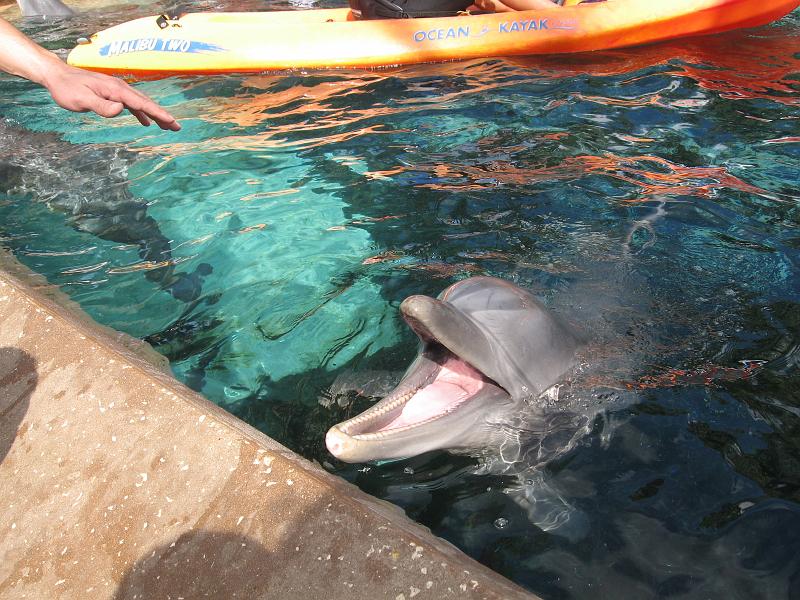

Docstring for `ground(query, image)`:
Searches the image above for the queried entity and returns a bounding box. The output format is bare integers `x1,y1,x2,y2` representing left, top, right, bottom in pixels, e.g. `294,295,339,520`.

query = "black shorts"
350,0,474,19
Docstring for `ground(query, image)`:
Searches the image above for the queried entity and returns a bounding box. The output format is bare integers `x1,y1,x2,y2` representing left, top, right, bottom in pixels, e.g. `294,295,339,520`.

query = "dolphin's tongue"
377,356,485,431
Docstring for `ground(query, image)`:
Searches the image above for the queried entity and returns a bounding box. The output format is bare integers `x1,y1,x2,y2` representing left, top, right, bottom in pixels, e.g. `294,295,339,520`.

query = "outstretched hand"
0,18,181,131
42,63,180,130
0,17,180,130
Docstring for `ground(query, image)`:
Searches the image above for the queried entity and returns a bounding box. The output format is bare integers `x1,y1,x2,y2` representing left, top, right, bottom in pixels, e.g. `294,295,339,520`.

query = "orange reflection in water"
627,360,766,390
398,261,482,278
359,250,481,277
417,152,776,200
510,23,800,106
200,18,798,136
143,22,797,201
199,59,545,132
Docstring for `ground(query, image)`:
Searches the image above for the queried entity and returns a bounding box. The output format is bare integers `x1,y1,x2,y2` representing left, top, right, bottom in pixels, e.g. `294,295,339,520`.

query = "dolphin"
0,118,209,303
326,276,584,463
15,0,74,17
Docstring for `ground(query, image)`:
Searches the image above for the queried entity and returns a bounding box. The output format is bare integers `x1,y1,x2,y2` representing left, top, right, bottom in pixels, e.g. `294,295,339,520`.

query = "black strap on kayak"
373,0,410,17
156,6,185,29
354,0,474,19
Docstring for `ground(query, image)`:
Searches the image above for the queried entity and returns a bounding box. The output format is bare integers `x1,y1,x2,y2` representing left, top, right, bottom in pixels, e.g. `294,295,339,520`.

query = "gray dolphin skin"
0,119,210,303
326,276,584,463
15,0,74,17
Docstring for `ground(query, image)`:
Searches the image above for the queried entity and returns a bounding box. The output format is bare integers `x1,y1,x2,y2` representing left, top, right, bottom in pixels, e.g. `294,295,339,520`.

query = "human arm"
0,17,179,130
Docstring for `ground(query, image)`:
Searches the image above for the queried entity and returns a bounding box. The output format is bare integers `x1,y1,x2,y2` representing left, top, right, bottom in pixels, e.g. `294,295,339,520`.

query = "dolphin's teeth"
336,385,421,435
353,411,446,440
351,393,477,441
340,371,484,439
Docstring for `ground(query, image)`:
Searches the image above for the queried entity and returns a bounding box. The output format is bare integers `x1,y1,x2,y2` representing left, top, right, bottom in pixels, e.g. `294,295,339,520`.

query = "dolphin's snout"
400,295,436,320
400,295,441,342
325,426,349,460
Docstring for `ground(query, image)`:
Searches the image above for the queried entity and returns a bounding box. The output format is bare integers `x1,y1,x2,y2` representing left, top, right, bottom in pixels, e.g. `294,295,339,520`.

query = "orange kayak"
66,0,800,78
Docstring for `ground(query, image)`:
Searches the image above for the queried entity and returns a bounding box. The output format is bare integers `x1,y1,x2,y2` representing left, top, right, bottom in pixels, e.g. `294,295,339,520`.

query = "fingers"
100,79,181,131
126,103,179,131
129,108,153,127
49,65,181,130
96,99,126,118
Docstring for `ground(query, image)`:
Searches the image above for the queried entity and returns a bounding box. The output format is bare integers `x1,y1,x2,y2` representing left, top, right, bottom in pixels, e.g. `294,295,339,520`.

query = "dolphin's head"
326,276,583,463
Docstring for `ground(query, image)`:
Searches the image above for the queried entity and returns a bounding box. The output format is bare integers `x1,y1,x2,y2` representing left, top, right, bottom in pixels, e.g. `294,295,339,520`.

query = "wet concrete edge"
0,250,539,599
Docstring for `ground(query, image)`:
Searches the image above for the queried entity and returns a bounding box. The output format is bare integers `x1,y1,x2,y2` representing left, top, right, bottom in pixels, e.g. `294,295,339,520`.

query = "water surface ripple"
1,4,799,599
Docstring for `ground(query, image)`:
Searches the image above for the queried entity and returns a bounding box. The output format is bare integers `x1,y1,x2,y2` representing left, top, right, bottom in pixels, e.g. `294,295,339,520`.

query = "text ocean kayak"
66,0,800,78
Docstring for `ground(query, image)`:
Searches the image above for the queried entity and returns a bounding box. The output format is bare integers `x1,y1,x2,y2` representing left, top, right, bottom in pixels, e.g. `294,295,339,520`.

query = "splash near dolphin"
326,276,584,463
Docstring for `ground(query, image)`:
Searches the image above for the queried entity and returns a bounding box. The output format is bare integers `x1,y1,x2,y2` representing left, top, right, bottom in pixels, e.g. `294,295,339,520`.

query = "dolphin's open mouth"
370,352,486,432
326,344,509,460
326,277,581,462
346,348,492,434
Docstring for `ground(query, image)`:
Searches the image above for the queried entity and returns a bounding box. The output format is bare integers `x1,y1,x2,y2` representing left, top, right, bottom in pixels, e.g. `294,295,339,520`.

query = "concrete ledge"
0,252,537,600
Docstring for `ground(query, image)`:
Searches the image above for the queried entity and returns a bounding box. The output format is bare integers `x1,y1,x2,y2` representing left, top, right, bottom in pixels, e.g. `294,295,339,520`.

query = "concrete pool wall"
0,250,538,599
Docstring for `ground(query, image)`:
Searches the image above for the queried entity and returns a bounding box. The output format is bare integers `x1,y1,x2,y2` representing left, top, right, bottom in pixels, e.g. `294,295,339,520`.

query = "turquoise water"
1,2,799,597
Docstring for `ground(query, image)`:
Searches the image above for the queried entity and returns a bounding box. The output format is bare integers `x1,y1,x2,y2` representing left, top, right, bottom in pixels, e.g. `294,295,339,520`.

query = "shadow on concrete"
0,346,36,464
112,530,275,600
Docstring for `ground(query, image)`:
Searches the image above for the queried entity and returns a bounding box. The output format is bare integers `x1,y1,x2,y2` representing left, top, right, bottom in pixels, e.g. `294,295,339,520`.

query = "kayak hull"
66,0,800,78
